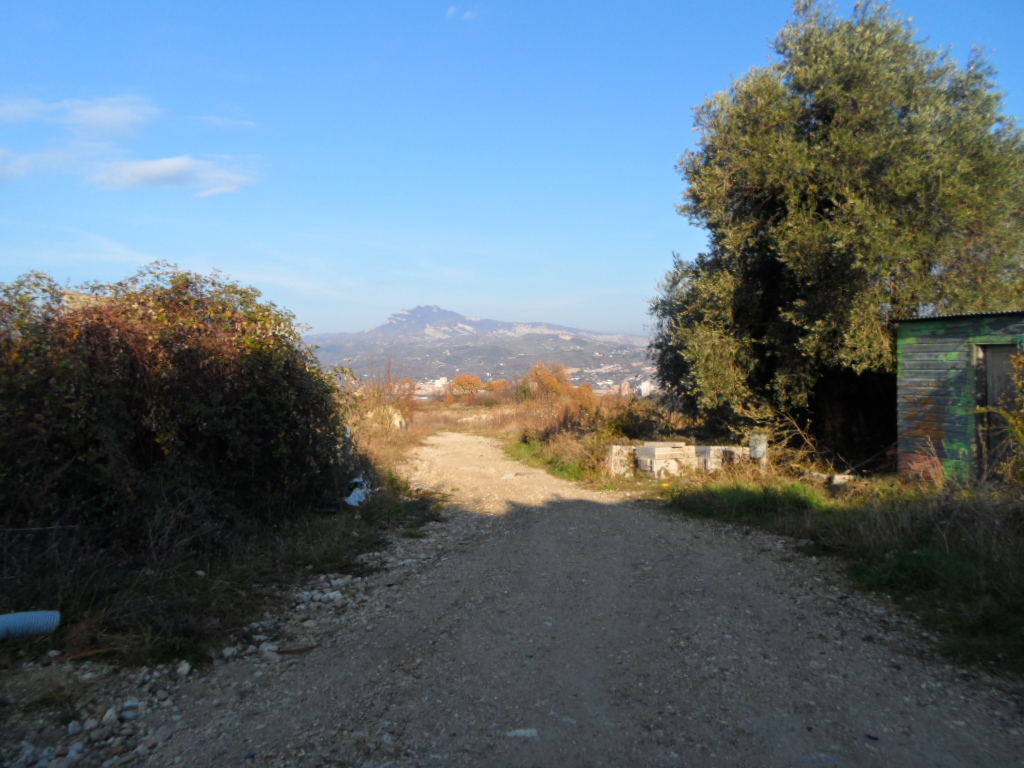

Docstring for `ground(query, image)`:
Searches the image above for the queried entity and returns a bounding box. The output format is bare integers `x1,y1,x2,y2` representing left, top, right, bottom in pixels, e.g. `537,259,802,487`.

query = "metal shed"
896,311,1024,479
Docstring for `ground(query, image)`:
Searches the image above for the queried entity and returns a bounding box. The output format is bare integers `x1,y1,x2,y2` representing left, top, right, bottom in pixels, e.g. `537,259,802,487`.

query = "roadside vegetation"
401,360,1024,671
628,0,1024,669
0,266,437,665
665,473,1024,671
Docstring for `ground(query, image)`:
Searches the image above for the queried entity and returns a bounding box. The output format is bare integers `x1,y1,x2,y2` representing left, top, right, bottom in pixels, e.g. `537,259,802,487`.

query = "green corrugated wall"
896,313,1024,478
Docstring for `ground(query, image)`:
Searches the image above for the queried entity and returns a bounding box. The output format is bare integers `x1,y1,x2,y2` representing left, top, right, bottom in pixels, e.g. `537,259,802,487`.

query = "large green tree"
652,0,1024,448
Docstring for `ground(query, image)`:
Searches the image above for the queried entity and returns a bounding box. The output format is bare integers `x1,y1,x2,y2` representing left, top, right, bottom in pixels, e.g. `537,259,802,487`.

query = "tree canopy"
651,0,1024,439
448,373,484,401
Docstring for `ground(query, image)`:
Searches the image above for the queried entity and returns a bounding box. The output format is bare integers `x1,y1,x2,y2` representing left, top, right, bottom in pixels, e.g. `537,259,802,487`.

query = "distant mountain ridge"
306,305,651,383
345,305,643,346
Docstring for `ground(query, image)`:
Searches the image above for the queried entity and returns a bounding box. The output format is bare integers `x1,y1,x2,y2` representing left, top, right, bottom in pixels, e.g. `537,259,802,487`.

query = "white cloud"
446,5,478,20
0,96,159,136
0,98,50,122
0,143,96,180
0,95,257,197
0,148,33,180
93,155,254,197
198,114,258,129
63,96,160,136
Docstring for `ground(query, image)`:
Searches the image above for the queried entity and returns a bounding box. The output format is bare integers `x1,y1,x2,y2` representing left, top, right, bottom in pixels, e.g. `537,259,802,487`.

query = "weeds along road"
149,432,1022,768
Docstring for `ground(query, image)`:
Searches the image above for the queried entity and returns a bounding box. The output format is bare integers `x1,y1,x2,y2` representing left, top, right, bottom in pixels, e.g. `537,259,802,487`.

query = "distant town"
412,364,658,401
306,305,656,396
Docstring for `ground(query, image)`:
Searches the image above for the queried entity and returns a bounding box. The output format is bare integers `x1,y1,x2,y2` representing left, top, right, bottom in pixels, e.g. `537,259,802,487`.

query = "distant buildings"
414,377,448,401
408,373,658,401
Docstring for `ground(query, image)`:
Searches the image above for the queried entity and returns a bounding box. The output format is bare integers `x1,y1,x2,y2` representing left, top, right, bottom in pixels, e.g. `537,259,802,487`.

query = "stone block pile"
606,439,765,477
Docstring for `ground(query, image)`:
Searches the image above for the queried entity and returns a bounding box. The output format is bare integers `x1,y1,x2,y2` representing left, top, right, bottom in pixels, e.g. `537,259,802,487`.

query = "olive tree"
651,0,1024,454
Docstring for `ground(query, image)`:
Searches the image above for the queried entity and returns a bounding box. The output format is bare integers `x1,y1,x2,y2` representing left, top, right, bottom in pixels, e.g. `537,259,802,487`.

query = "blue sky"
2,1,1022,336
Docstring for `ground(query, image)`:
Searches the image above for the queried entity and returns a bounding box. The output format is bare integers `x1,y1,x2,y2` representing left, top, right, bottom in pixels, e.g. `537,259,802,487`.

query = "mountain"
305,305,652,385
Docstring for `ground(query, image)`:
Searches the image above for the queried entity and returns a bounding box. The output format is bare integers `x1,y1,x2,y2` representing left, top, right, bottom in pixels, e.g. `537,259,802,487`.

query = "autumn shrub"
447,373,484,403
344,363,425,473
0,266,353,643
603,397,664,440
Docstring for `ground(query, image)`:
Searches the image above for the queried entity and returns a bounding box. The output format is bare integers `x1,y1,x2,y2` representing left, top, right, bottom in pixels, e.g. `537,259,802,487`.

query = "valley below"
305,305,654,386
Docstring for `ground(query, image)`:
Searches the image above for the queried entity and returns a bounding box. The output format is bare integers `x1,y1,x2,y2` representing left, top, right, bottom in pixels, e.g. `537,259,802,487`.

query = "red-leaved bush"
0,264,351,620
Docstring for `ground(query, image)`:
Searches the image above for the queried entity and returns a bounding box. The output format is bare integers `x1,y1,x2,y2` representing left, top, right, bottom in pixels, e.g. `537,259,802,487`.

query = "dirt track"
141,431,1022,767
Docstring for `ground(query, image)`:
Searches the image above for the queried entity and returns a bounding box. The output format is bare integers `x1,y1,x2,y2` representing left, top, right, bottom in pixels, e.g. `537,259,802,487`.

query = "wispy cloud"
198,114,258,129
445,5,479,20
0,95,256,196
0,144,94,181
93,155,254,197
0,147,34,180
0,96,159,136
3,228,161,274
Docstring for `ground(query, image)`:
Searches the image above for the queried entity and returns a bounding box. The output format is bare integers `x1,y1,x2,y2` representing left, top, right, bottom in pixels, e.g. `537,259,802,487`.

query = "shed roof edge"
894,309,1024,323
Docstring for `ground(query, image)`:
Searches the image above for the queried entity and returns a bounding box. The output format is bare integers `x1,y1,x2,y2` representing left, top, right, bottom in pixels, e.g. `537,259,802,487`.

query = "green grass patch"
506,439,586,481
674,480,828,525
664,477,1024,671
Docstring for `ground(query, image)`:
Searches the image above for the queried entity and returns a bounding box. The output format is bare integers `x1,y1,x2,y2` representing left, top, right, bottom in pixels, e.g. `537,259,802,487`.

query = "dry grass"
419,393,1024,671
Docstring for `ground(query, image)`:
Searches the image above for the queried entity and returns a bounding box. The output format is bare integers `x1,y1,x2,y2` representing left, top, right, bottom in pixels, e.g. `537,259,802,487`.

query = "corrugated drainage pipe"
0,611,61,640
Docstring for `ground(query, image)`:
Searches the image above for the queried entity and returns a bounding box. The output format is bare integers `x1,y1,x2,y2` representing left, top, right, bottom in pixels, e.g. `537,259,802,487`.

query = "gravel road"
5,431,1023,767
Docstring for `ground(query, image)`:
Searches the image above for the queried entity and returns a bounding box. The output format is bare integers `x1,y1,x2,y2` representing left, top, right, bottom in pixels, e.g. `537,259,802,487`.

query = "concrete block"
697,445,750,471
605,445,636,476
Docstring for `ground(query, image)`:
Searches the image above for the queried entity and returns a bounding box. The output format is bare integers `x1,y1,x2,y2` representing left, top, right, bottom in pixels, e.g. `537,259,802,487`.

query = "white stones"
221,646,239,659
174,661,191,678
140,725,173,749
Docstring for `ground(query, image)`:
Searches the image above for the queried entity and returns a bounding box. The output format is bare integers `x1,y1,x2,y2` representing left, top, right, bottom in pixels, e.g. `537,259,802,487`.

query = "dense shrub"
0,265,351,619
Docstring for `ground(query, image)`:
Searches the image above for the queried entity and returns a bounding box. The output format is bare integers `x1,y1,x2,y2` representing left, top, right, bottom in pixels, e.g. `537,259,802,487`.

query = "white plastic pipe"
0,611,61,640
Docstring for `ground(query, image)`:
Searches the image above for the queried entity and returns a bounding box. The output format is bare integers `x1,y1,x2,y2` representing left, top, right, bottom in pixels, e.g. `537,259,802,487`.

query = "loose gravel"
3,432,1023,767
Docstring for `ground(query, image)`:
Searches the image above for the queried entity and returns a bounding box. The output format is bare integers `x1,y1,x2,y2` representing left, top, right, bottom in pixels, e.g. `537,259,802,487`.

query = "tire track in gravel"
145,431,1023,768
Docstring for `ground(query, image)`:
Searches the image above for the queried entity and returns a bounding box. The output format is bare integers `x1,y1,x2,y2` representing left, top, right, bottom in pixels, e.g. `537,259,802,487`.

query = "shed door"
982,344,1019,470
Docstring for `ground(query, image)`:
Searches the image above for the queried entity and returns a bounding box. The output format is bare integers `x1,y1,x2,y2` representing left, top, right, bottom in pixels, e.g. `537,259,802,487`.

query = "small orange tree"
525,362,573,403
484,378,517,404
448,373,484,402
